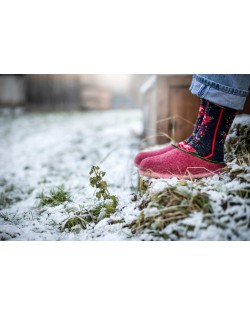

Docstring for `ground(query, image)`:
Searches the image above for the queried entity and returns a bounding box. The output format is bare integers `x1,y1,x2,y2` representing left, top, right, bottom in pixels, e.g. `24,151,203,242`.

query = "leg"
180,100,237,162
139,75,250,179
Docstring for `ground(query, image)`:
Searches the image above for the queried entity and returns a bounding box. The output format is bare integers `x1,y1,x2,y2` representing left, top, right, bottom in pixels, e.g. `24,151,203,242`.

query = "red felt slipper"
139,147,227,179
134,144,175,168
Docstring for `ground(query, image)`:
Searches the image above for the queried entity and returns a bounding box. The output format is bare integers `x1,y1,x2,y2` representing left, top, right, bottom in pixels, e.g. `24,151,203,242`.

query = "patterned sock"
178,98,207,147
181,100,237,162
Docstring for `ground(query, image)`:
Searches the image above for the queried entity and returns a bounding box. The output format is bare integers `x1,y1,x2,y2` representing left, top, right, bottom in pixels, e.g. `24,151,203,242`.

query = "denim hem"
193,75,249,97
190,76,248,110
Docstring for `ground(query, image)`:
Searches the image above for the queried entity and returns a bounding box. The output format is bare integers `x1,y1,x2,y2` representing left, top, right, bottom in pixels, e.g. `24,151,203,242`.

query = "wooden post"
140,75,200,145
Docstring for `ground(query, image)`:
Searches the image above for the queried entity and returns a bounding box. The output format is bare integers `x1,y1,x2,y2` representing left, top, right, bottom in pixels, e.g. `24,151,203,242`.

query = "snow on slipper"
139,147,227,179
134,144,175,167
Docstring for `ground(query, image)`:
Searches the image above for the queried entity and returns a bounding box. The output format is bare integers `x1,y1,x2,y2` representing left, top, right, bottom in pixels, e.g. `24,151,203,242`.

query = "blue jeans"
190,74,250,110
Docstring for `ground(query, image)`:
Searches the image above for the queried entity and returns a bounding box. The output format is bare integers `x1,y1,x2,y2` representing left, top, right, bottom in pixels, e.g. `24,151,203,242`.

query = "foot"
134,98,208,168
139,147,226,179
134,144,175,168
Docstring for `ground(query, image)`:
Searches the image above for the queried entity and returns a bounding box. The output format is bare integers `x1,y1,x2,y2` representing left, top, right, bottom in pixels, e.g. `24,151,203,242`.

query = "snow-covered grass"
0,109,249,241
133,115,250,241
0,109,142,240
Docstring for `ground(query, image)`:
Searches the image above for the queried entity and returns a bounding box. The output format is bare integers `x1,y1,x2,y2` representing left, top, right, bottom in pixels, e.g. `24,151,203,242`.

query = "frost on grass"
0,109,141,240
130,174,250,241
129,116,250,241
38,186,71,208
0,110,249,241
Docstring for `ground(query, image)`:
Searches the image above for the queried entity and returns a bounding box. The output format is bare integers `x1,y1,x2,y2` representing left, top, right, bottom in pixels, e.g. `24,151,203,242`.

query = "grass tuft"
225,121,250,165
128,183,211,234
38,186,71,208
0,192,13,210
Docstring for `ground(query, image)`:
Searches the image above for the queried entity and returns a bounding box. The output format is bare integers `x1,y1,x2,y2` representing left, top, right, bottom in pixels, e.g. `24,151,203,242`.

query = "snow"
149,178,179,194
0,109,142,240
0,110,249,241
234,114,250,126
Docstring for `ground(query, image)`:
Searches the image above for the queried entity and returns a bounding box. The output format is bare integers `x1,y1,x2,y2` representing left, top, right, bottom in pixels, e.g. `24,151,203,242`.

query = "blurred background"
1,74,250,144
0,74,145,110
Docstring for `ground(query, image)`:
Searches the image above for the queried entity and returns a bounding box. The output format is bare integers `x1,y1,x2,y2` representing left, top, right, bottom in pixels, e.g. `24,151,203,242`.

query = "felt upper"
139,148,226,179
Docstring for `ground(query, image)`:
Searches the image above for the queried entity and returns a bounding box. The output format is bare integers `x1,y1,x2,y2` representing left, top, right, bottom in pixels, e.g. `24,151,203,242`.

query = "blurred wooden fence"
26,74,81,109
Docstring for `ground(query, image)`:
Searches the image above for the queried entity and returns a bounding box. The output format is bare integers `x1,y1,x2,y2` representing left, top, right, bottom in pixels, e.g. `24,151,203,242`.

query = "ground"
0,109,249,241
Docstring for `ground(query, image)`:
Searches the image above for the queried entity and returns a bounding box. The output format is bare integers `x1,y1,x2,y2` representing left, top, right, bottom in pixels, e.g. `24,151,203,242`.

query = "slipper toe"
134,144,175,167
